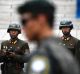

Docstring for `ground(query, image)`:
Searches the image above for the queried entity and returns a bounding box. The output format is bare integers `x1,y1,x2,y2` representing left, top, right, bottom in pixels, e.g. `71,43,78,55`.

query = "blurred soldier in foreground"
0,24,30,74
18,0,79,74
59,20,80,56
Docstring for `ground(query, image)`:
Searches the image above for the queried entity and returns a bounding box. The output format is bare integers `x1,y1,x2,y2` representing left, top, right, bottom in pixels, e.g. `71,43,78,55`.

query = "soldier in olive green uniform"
0,24,30,74
59,20,79,56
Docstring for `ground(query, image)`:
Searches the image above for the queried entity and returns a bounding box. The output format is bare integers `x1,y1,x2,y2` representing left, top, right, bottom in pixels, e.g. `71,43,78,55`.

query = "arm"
0,43,6,63
10,43,30,63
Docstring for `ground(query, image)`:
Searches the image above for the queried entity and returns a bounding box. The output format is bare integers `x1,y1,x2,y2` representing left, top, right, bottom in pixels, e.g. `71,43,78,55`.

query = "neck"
11,37,18,41
63,34,71,38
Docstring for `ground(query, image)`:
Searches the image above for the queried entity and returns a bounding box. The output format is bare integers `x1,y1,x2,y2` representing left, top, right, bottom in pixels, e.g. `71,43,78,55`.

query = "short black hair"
17,0,55,28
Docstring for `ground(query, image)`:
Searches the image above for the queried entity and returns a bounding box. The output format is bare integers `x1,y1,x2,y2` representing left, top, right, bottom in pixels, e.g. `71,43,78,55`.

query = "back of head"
18,0,55,28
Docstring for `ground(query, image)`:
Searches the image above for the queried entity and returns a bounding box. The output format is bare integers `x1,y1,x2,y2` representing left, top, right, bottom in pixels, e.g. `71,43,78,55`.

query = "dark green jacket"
75,40,80,65
60,36,79,56
0,38,30,74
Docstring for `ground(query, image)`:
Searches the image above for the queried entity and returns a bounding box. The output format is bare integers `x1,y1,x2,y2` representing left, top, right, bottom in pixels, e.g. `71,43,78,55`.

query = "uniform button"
10,47,12,48
70,44,73,45
3,46,5,49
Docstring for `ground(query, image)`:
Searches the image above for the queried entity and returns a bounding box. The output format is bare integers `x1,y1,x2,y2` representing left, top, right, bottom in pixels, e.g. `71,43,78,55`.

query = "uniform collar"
61,35,72,41
9,38,19,44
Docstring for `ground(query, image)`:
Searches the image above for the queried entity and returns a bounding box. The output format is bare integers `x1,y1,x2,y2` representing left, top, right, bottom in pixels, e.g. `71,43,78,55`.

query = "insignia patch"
28,55,50,74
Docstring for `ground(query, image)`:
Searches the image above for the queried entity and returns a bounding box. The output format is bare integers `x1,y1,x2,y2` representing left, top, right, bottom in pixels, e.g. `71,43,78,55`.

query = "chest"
1,42,22,52
59,38,76,49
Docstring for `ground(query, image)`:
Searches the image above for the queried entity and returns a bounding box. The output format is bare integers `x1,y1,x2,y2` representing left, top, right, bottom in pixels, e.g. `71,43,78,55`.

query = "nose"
12,31,15,33
12,31,16,34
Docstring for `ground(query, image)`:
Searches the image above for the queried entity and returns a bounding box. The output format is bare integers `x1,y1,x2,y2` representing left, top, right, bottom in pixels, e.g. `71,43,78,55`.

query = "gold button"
70,44,73,45
10,47,12,48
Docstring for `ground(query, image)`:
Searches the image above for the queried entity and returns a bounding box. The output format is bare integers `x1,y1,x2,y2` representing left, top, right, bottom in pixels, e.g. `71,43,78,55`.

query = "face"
21,13,46,41
9,30,19,39
62,27,71,36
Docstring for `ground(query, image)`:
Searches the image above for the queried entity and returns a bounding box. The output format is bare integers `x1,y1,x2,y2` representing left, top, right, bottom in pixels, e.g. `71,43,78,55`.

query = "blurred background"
0,0,80,50
0,0,80,73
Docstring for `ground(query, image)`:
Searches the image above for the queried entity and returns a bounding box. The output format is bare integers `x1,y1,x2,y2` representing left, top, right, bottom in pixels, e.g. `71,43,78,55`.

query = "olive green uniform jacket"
0,38,30,74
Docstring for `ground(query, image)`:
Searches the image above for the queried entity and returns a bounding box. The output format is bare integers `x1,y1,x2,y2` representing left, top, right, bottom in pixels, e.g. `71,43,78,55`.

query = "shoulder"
1,40,9,45
71,36,78,40
18,39,27,43
71,36,79,42
31,37,79,74
44,38,79,74
48,37,63,44
18,39,29,46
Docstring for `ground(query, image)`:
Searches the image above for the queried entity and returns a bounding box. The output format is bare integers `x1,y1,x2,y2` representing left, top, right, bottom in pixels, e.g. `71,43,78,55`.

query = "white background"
0,0,80,73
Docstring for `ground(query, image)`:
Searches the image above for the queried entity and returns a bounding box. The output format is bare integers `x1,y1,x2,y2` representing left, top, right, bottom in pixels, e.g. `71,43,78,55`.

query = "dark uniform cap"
59,20,73,30
7,24,21,34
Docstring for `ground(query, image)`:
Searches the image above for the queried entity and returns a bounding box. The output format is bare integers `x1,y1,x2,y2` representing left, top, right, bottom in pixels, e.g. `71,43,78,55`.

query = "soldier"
59,20,80,56
18,0,79,74
0,24,30,74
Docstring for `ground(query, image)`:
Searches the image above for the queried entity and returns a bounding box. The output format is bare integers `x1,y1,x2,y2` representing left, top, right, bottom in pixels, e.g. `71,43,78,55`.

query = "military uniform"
75,40,80,66
59,20,80,56
59,35,79,56
0,24,30,74
0,38,30,74
26,37,79,74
